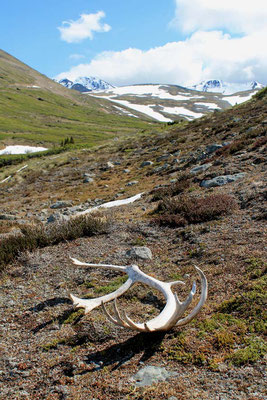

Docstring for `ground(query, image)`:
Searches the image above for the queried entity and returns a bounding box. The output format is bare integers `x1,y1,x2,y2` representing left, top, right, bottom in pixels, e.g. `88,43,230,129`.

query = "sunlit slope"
0,50,154,147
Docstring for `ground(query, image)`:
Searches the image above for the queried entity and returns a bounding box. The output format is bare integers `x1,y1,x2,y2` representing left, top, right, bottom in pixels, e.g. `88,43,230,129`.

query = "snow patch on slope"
78,193,144,215
223,93,255,106
0,145,48,155
161,106,204,120
106,98,172,122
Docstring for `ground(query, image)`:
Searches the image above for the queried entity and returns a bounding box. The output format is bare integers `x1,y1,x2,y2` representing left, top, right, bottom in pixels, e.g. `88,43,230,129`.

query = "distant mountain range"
55,75,265,122
57,76,264,96
188,79,264,95
87,83,263,123
56,76,114,92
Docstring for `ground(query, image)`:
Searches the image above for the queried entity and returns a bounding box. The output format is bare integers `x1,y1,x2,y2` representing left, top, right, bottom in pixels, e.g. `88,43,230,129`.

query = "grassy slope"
0,49,156,148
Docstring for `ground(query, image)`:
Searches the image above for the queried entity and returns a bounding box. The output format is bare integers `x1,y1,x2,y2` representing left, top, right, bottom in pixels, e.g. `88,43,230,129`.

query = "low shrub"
253,86,267,100
153,194,237,227
228,337,267,366
251,136,267,150
0,214,109,271
150,174,192,202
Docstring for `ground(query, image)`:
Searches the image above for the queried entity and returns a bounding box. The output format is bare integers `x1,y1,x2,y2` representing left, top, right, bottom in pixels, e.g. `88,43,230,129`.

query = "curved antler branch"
69,258,208,332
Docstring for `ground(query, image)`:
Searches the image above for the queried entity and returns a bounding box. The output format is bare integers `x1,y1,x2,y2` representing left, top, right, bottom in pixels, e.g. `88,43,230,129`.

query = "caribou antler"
69,257,208,332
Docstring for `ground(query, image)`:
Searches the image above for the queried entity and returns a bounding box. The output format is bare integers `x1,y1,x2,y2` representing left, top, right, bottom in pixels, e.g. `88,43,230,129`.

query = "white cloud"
55,2,267,86
170,0,267,34
58,11,111,43
55,29,267,86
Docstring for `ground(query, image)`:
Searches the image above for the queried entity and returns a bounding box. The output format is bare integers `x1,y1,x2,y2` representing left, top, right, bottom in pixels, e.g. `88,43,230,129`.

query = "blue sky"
1,0,266,86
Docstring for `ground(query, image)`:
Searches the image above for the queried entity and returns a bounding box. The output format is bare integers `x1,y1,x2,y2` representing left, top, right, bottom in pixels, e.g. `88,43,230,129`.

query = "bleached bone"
69,257,207,332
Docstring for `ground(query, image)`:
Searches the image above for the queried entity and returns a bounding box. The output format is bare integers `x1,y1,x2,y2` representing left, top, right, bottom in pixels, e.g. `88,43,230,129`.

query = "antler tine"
176,267,208,327
170,281,196,326
101,301,129,329
113,298,131,329
122,310,149,332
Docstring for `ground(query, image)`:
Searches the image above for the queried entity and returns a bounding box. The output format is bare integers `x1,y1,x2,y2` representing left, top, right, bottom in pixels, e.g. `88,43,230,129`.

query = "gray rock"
126,180,138,186
123,169,130,173
83,172,95,178
140,161,154,167
153,163,169,173
0,214,16,221
131,365,177,387
50,201,73,209
206,144,223,154
201,173,246,188
101,161,114,170
232,117,241,123
190,163,212,175
47,213,68,224
126,246,152,260
83,176,94,183
156,154,170,162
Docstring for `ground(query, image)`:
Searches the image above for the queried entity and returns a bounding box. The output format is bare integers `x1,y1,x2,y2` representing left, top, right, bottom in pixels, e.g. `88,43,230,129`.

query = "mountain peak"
56,76,114,93
189,79,264,94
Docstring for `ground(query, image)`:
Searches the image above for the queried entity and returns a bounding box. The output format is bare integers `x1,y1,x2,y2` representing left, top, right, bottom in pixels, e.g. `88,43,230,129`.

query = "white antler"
69,257,208,332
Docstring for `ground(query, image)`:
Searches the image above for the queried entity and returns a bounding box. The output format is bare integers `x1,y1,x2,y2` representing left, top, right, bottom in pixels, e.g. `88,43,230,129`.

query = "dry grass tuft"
0,213,109,271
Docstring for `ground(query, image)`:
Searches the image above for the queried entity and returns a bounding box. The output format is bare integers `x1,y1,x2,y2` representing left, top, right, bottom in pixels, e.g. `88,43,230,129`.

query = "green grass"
0,87,153,147
0,49,157,153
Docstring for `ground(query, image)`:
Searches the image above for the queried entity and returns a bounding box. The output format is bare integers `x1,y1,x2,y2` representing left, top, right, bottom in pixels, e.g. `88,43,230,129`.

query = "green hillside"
0,49,155,149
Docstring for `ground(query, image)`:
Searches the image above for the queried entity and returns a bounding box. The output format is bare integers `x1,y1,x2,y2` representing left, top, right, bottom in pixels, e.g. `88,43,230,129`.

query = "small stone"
140,161,154,167
47,213,68,224
50,201,73,209
131,365,177,387
126,246,152,260
156,154,170,162
102,161,114,170
206,144,223,154
123,169,130,173
190,163,212,175
153,163,169,173
126,180,138,186
83,177,94,183
0,214,16,220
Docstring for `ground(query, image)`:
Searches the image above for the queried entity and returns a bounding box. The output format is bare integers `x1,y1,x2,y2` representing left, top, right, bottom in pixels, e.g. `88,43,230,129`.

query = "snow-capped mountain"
189,79,264,95
56,76,114,93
